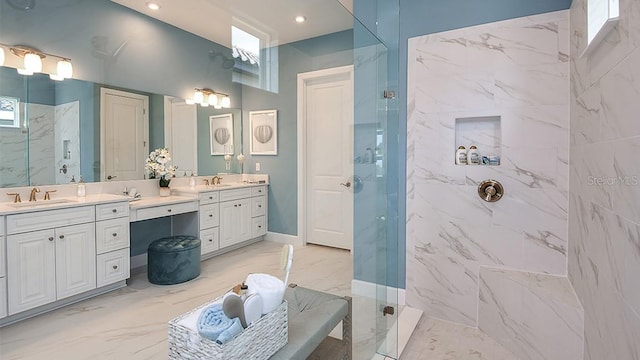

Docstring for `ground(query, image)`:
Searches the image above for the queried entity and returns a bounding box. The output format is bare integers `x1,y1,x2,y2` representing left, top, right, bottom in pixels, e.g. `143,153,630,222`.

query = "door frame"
99,88,149,181
296,64,354,247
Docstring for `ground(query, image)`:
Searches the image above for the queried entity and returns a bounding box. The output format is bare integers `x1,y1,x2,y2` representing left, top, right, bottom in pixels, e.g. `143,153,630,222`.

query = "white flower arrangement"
145,148,177,186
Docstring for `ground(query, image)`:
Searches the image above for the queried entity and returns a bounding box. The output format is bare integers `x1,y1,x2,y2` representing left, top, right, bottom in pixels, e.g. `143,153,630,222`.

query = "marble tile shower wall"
568,0,640,359
406,11,570,326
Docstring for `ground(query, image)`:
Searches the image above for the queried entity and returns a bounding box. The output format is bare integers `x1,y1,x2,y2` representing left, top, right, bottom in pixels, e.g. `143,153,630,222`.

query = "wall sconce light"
0,44,73,80
188,88,231,109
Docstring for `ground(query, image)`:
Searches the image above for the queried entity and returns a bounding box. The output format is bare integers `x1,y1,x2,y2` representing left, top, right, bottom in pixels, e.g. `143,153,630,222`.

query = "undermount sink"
9,198,76,208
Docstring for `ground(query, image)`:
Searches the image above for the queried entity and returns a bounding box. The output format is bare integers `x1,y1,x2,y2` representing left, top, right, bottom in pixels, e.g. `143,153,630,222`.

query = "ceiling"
110,0,354,48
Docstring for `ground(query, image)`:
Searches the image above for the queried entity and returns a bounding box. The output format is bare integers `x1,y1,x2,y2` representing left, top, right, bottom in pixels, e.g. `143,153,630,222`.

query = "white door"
7,229,56,315
55,223,96,300
298,66,354,250
101,88,149,181
164,97,198,176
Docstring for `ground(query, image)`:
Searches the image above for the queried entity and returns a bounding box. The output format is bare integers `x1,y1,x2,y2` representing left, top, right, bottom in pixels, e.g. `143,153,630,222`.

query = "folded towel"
197,303,236,341
243,293,263,326
245,273,285,315
215,317,244,345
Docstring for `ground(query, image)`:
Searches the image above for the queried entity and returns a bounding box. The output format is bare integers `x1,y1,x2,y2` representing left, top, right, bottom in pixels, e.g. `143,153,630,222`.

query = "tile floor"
0,240,519,359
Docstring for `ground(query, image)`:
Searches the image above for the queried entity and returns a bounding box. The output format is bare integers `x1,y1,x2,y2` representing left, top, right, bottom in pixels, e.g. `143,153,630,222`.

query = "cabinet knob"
59,235,65,239
112,209,117,213
112,265,118,270
209,239,213,242
209,196,213,200
238,204,242,207
209,214,213,217
167,209,172,213
258,225,262,229
49,236,54,241
258,205,262,208
112,233,118,237
234,204,237,207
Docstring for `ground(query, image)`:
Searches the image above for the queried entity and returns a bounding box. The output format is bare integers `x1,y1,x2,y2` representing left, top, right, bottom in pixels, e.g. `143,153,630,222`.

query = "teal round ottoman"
148,235,201,285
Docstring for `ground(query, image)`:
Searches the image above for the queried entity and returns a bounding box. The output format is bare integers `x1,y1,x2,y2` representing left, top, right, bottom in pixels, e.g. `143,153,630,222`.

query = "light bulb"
193,90,204,103
17,68,33,76
208,93,218,107
200,101,209,107
0,48,4,66
185,99,195,105
213,104,222,109
24,53,42,73
57,60,73,78
221,96,231,108
49,74,64,81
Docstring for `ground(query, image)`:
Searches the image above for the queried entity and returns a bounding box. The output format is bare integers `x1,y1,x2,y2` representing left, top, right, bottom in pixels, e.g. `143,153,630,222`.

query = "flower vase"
159,187,171,197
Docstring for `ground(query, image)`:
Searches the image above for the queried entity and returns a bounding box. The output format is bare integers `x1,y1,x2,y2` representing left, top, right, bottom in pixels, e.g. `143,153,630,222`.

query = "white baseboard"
265,231,303,247
351,279,406,306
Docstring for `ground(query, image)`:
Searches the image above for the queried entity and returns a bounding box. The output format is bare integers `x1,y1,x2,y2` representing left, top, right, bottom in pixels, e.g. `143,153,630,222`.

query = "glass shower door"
352,13,399,359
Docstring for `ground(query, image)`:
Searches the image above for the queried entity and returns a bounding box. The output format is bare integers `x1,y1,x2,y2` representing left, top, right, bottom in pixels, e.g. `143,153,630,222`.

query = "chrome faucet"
29,187,40,202
211,176,222,185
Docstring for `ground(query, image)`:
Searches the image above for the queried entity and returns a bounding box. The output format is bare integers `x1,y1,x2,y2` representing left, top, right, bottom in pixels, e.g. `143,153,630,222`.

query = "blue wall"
241,30,354,235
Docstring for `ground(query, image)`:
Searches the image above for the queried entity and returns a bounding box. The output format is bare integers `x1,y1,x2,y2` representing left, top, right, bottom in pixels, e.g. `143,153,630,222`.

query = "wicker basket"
168,298,288,360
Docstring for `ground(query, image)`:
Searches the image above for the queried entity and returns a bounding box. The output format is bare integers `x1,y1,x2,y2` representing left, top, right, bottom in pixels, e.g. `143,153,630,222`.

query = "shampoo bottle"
468,145,480,165
455,146,467,165
77,176,86,197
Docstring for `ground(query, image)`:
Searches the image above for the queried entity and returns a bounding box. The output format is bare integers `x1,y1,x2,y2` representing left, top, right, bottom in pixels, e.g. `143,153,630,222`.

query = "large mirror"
0,66,243,188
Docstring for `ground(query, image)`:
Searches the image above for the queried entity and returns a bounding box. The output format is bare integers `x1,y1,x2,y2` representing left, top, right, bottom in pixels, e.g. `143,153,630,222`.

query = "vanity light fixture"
1,44,74,79
189,88,231,108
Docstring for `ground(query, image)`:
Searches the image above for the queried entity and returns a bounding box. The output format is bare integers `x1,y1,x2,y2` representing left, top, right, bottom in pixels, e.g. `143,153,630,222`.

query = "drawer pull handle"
112,233,118,237
112,265,118,270
49,236,54,241
167,209,172,213
209,214,213,217
258,225,262,228
59,235,65,239
258,205,262,208
112,209,117,213
209,239,213,242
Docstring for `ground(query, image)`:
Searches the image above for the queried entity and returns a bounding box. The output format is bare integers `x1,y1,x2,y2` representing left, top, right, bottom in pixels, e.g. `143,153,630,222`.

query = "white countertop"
128,195,197,210
171,182,267,194
0,194,129,215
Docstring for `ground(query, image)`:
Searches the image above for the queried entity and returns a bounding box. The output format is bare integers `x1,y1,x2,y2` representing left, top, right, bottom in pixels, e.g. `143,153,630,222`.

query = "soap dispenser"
77,176,86,197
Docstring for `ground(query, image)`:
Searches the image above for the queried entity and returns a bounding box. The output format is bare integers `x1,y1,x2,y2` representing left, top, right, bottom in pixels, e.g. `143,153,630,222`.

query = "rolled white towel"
245,273,285,315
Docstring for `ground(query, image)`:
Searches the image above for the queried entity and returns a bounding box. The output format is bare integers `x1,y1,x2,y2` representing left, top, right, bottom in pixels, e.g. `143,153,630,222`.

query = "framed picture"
250,109,277,155
209,113,234,155
0,96,20,128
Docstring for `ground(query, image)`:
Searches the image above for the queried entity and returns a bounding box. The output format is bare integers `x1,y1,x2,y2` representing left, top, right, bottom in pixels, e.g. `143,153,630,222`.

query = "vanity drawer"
199,191,219,205
6,206,95,235
219,188,252,202
95,202,129,221
252,216,267,238
252,196,266,217
200,227,220,255
96,218,130,254
132,201,197,222
251,186,266,197
199,203,219,229
96,248,130,288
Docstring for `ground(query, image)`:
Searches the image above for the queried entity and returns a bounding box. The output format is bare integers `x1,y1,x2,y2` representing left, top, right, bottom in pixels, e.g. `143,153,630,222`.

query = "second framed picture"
250,109,277,155
209,113,234,155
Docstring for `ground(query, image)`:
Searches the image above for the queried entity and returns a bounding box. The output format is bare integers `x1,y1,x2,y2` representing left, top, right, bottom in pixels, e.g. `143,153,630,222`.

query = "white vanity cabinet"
6,207,97,315
198,191,220,256
219,186,267,248
0,216,6,319
251,186,267,238
95,202,130,288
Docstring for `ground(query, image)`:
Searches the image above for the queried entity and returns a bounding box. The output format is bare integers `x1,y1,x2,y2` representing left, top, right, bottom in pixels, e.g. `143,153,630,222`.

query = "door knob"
107,175,117,180
340,181,352,188
478,180,504,202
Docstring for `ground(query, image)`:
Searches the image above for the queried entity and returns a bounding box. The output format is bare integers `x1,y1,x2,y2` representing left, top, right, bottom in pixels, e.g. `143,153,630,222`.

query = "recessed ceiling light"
295,15,306,23
146,2,161,10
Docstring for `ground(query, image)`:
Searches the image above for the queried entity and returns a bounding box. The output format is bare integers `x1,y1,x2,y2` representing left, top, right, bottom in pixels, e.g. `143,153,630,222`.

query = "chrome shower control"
478,179,504,202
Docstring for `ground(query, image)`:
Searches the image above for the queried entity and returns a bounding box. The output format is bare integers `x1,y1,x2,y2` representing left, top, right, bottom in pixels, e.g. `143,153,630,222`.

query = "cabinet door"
200,227,220,255
0,277,6,319
55,223,96,300
236,198,252,242
219,201,237,248
7,229,56,315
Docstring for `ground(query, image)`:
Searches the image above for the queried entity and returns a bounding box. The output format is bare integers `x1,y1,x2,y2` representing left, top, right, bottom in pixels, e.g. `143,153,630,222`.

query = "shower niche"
454,115,501,165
